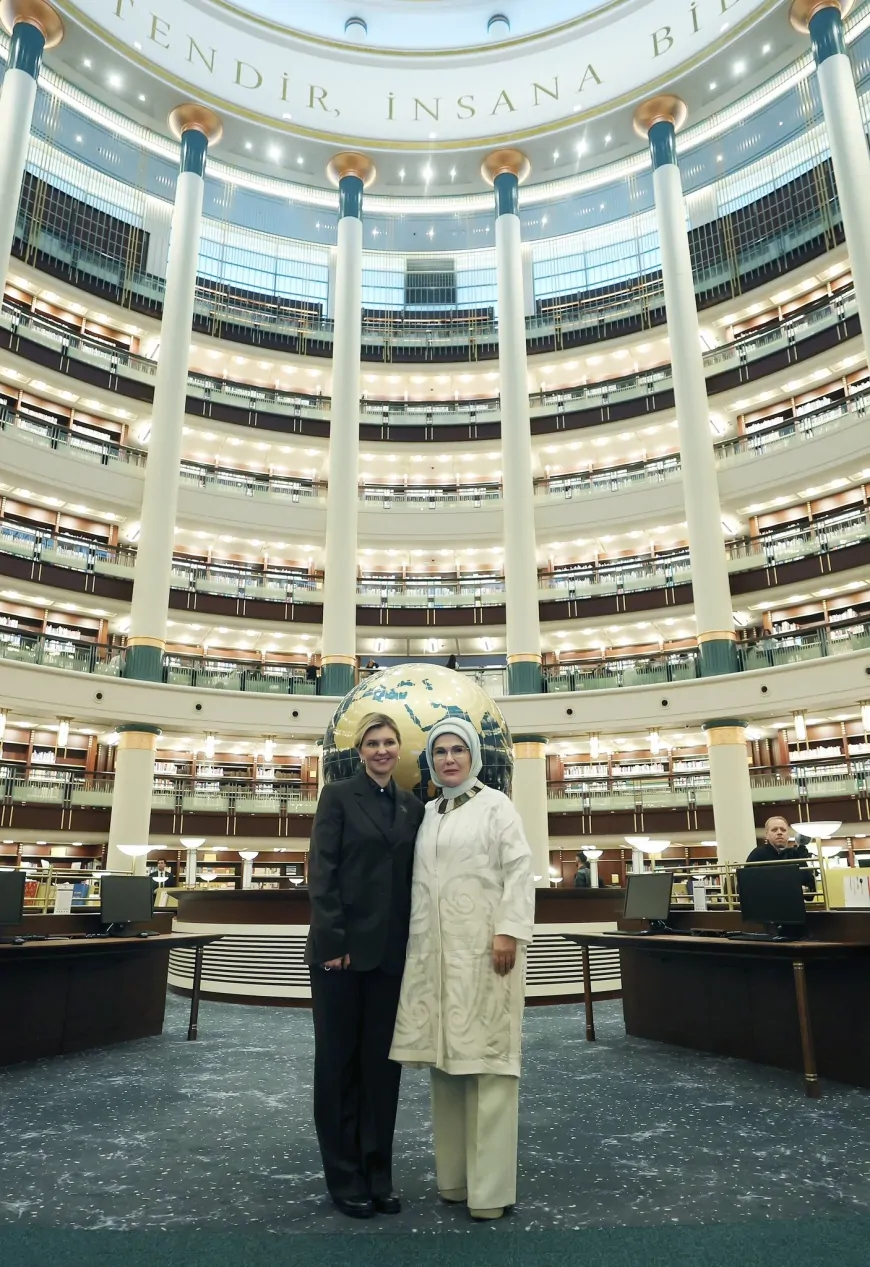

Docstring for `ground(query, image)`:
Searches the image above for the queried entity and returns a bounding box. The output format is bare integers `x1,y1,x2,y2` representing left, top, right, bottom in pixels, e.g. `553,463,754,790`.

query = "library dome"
321,663,513,796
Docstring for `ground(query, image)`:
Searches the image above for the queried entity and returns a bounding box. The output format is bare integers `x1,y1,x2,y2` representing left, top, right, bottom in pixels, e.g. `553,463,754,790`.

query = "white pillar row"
320,153,375,698
0,2,64,288
790,0,870,345
633,98,738,677
482,149,543,696
512,739,551,889
703,723,757,865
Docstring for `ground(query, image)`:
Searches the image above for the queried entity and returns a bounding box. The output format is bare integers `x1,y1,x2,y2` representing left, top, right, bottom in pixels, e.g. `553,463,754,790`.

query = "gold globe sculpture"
322,663,513,799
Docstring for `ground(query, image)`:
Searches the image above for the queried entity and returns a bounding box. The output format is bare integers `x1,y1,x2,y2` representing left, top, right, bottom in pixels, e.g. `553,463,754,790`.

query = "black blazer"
304,769,425,973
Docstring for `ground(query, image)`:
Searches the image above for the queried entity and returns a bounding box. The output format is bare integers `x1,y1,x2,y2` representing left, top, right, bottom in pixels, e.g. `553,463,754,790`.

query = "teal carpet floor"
2,994,869,1265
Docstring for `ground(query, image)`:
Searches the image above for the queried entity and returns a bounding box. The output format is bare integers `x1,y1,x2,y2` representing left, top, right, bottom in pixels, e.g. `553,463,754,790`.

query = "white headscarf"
426,717,483,800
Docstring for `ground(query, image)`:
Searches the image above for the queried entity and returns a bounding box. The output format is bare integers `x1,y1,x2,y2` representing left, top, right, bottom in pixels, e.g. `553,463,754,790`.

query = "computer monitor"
100,875,153,931
623,872,674,930
737,862,807,934
0,870,25,924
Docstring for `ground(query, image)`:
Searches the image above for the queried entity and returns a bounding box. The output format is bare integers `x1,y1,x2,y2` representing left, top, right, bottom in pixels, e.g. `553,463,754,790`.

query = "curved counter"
167,888,623,1007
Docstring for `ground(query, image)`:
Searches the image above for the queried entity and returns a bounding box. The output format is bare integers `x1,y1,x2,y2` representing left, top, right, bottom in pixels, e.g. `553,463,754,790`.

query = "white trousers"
430,1068,519,1211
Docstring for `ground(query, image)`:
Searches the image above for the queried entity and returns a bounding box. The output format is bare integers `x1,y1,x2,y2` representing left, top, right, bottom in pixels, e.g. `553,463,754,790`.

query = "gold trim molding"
632,94,688,139
127,635,166,651
0,0,63,46
697,630,738,644
507,653,543,664
168,103,224,144
322,653,357,666
789,0,852,33
326,151,377,188
117,731,159,752
514,742,546,760
705,726,748,747
480,148,532,186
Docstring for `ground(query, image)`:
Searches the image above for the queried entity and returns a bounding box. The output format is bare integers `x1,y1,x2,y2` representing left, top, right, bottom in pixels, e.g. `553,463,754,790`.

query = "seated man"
746,815,816,891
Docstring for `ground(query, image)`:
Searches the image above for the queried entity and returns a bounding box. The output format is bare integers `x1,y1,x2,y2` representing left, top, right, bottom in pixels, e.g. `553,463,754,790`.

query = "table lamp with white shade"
639,840,670,870
180,837,206,887
238,850,259,889
791,821,843,866
115,843,152,876
625,836,650,874
583,847,603,888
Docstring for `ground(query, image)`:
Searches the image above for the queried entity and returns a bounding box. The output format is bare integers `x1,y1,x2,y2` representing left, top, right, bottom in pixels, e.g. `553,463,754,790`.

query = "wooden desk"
574,932,870,1098
0,932,221,1066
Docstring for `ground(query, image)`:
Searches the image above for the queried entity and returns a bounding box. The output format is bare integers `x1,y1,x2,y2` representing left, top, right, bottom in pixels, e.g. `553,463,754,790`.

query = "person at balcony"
304,713,424,1220
573,852,591,888
390,718,535,1221
445,653,458,671
746,816,816,892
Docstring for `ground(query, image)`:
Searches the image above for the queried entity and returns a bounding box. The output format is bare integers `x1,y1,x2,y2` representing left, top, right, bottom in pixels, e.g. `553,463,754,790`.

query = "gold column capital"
0,0,63,45
321,653,357,667
697,630,738,644
117,730,159,753
705,726,748,748
514,741,546,760
480,148,531,186
632,94,688,139
127,635,167,652
789,0,852,33
506,653,542,665
168,103,224,145
326,151,377,188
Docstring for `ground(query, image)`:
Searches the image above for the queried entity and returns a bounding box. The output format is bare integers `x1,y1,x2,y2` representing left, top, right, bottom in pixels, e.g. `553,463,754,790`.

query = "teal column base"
123,644,164,682
117,722,162,738
699,639,740,677
508,661,544,694
321,662,355,697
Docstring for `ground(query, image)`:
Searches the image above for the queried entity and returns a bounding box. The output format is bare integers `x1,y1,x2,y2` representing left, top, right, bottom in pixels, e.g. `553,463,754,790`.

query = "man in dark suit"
305,712,425,1219
747,814,816,891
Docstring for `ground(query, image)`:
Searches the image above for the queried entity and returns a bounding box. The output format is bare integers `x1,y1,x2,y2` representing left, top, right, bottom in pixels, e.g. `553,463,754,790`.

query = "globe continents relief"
322,663,513,799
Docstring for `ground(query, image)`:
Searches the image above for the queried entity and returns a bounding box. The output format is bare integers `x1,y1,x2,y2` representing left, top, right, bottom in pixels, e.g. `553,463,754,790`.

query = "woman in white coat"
390,717,535,1220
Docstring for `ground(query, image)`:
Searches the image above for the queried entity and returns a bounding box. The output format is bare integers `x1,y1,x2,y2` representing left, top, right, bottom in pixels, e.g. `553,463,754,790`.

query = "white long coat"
389,785,535,1077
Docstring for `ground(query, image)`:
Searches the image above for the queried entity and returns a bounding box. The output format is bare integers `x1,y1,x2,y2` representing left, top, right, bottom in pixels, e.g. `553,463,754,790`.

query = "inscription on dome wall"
94,0,750,137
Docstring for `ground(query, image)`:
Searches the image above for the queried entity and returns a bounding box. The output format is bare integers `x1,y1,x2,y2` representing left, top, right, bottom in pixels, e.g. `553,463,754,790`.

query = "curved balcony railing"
2,507,869,613
2,618,869,696
4,770,318,814
0,278,858,430
545,764,870,812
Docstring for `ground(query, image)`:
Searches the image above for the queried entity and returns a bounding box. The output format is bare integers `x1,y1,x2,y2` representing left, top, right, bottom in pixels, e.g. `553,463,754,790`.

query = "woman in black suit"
305,712,425,1219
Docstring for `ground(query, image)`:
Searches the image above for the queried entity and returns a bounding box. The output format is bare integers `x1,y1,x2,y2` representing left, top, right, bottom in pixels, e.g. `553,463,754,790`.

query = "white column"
106,730,159,873
126,108,221,676
791,0,870,345
0,5,63,288
320,154,374,696
512,740,550,889
521,242,536,317
484,150,542,695
635,101,737,676
703,724,756,865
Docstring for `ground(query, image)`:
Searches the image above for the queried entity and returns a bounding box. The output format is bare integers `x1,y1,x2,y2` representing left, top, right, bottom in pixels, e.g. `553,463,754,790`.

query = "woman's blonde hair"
353,712,402,750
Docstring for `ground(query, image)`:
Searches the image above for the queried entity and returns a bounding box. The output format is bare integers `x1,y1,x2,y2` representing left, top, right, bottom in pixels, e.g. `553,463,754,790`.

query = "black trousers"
309,965,403,1201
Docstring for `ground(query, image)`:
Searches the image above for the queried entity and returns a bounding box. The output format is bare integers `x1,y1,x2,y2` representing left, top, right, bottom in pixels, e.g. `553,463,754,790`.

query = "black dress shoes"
372,1192,402,1214
332,1195,375,1219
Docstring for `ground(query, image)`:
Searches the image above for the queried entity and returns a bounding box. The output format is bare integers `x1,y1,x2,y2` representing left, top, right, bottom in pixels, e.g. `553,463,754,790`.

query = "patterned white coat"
389,785,535,1077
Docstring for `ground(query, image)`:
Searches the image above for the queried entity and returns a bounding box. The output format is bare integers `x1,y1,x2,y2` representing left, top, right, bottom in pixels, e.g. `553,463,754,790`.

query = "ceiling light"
108,73,123,89
733,60,746,74
82,58,92,68
244,141,252,150
296,156,304,165
762,43,771,53
709,81,717,90
552,149,560,160
138,93,146,102
793,712,807,743
268,146,282,162
422,164,434,182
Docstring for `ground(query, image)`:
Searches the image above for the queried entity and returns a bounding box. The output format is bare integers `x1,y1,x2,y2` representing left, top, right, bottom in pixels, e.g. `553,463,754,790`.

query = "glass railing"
0,277,858,428
546,765,868,811
2,620,869,696
4,771,318,813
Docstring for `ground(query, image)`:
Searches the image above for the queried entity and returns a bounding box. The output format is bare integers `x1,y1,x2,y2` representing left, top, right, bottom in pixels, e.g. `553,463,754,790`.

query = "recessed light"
296,155,304,164
82,58,92,68
762,42,771,53
108,73,122,89
733,60,746,74
552,149,560,160
138,93,146,102
282,112,292,120
268,146,282,161
75,134,83,143
244,141,252,150
709,81,717,90
604,133,611,144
